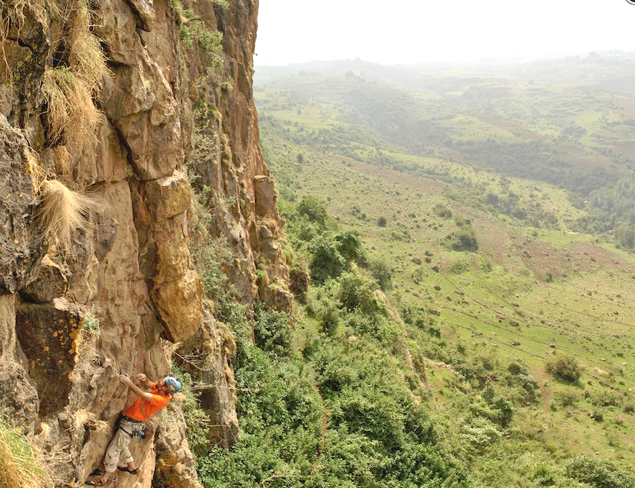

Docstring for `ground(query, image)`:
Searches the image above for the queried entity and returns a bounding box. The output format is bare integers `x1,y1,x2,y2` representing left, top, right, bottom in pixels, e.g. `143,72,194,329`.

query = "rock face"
0,0,287,486
0,115,44,295
184,1,292,310
177,303,240,447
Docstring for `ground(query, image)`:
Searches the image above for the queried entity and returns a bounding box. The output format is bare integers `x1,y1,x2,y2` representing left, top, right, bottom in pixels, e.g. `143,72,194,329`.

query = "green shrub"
589,388,622,408
83,312,100,334
317,299,341,336
468,395,514,429
308,238,346,283
255,265,269,301
174,368,212,457
503,361,540,405
311,342,467,487
433,204,453,218
459,417,502,457
179,13,224,81
337,271,385,317
444,227,479,252
196,341,323,488
565,455,635,488
313,344,361,395
450,258,471,274
367,258,392,291
553,390,580,409
615,224,635,249
195,238,248,325
253,306,294,357
298,195,328,227
400,304,441,337
335,230,363,263
490,396,514,428
479,256,493,272
545,354,582,383
289,263,310,302
294,218,319,242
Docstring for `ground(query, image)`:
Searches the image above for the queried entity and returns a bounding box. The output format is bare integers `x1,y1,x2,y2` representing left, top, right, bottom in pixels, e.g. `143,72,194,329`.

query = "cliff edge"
0,1,288,486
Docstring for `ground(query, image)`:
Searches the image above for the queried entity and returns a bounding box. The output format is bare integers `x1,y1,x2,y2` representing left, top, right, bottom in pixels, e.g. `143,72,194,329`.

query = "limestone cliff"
0,1,288,487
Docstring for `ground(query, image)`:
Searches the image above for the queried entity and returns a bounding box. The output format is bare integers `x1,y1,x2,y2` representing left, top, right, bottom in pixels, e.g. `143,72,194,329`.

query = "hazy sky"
255,0,635,66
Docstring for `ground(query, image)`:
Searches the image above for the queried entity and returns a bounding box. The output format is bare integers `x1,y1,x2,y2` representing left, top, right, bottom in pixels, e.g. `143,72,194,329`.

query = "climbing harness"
119,419,152,440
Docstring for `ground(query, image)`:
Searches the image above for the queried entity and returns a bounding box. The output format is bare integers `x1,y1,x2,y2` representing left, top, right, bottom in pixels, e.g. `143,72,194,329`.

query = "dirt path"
533,367,553,410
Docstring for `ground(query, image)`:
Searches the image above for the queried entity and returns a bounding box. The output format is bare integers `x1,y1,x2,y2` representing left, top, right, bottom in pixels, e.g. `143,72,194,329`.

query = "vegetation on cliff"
0,417,49,488
2,0,108,249
185,193,469,487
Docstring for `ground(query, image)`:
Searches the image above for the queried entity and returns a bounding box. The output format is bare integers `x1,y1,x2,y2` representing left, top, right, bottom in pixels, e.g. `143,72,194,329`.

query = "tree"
615,224,635,249
335,230,363,263
368,259,392,291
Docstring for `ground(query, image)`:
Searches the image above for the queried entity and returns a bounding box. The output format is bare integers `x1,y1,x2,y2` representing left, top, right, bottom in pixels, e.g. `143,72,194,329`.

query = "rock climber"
85,372,181,486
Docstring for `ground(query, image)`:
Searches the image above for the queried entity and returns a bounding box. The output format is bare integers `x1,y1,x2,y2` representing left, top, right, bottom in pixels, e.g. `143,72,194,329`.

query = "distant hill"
255,53,635,94
255,55,635,199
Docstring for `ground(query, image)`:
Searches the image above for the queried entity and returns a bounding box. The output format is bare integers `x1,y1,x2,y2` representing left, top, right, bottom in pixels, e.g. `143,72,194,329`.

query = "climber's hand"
119,373,132,386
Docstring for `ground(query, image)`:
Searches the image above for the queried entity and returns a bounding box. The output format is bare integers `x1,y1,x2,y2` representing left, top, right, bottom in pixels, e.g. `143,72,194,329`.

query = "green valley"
184,56,635,488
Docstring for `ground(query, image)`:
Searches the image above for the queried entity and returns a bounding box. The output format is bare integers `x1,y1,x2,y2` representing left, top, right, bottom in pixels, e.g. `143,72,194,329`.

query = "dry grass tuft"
36,422,50,439
172,392,187,403
0,0,52,37
4,1,108,162
0,418,50,488
69,29,109,90
38,179,92,248
52,145,72,175
66,2,110,93
71,410,92,433
71,410,107,435
42,66,99,147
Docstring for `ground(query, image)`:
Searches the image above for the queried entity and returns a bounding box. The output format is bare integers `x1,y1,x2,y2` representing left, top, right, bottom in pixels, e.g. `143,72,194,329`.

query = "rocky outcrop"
153,401,201,488
177,303,240,448
184,1,292,311
0,0,288,486
132,170,203,343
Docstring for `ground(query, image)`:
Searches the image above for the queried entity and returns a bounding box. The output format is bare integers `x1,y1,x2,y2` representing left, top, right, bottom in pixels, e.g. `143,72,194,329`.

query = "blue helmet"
164,376,182,394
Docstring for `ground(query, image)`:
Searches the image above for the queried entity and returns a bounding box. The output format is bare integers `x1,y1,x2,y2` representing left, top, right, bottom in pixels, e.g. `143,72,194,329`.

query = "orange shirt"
123,383,171,421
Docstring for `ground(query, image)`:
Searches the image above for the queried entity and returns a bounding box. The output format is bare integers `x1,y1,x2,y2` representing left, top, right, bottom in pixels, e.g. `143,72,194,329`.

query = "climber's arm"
120,374,153,402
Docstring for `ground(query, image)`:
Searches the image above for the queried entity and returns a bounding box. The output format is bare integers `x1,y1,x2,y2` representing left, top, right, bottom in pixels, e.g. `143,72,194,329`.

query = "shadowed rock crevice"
16,298,82,418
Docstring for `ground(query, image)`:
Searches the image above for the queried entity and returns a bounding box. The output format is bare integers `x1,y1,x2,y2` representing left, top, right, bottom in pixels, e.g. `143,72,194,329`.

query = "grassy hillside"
239,56,635,486
255,56,635,197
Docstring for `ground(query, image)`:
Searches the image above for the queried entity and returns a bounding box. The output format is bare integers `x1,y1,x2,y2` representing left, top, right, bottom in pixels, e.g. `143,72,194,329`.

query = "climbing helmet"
164,376,182,394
